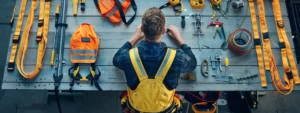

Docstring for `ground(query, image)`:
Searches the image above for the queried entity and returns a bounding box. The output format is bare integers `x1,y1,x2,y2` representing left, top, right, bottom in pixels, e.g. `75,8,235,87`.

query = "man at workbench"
113,7,218,113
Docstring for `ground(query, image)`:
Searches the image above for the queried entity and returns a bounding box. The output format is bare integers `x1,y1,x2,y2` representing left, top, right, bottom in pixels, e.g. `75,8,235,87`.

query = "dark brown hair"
142,7,166,40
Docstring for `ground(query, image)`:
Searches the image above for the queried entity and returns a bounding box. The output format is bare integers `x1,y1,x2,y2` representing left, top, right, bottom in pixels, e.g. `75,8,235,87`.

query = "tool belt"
68,63,102,91
120,93,182,113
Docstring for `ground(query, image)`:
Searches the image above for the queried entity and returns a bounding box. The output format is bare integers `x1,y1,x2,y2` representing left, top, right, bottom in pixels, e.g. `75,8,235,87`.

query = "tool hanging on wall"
201,60,209,76
72,0,78,16
224,0,231,16
192,13,204,51
159,0,184,15
94,0,137,25
10,5,16,27
237,71,258,81
69,23,102,91
232,0,244,12
181,16,185,28
80,0,86,11
207,21,228,50
190,0,205,8
228,28,253,55
15,0,51,79
53,0,68,112
51,4,61,66
210,0,227,19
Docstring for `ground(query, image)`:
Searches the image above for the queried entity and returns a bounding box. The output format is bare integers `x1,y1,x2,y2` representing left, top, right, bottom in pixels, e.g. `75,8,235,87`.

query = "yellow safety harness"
121,48,182,113
7,0,27,71
250,0,299,95
15,0,51,79
248,0,266,87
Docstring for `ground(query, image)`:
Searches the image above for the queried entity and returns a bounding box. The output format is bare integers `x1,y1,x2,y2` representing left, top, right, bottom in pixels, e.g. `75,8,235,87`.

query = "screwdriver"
51,4,60,66
224,58,229,76
80,0,86,11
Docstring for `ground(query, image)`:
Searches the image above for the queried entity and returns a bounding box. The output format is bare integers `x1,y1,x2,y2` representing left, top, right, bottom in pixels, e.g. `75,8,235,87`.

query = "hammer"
207,21,224,38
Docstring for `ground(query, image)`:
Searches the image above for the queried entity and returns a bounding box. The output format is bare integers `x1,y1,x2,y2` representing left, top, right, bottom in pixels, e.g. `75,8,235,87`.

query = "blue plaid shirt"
113,41,197,90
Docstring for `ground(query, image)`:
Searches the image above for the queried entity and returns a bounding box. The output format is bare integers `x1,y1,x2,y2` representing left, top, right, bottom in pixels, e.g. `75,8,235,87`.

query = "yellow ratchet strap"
16,0,51,80
248,0,266,87
73,0,78,16
10,5,16,26
257,0,294,95
272,0,299,84
7,0,27,71
36,0,45,41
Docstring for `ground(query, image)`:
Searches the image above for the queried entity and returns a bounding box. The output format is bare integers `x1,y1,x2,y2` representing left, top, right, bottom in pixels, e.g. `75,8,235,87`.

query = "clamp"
201,60,209,76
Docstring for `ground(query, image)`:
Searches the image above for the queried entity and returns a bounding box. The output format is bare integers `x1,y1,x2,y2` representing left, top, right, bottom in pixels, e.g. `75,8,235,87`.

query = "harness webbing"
7,0,27,71
251,0,299,95
248,0,266,87
16,0,51,79
36,0,45,41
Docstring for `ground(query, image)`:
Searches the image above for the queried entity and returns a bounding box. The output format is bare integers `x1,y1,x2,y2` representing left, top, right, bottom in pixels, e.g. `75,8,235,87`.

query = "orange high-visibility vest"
70,23,99,63
93,0,137,25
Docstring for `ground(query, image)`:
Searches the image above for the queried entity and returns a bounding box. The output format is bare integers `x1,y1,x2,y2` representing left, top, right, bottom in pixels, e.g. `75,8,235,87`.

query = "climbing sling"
69,23,102,91
93,0,137,25
121,48,182,113
248,0,266,87
7,0,27,71
15,0,51,79
250,0,299,95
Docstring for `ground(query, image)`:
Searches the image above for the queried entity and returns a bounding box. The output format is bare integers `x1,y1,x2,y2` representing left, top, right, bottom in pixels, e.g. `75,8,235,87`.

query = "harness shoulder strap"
155,48,177,82
114,0,137,25
129,48,148,81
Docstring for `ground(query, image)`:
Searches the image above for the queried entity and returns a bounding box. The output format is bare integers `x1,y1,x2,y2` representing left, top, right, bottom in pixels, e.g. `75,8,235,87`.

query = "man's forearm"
180,44,197,72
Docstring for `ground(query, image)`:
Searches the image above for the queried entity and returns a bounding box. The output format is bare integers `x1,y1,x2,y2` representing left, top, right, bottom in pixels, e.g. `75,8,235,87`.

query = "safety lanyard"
15,0,51,79
7,0,27,71
253,0,298,95
248,0,266,87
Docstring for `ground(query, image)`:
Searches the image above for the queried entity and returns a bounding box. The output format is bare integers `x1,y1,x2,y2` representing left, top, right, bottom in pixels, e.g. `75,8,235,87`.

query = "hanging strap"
155,48,176,82
36,0,45,41
16,0,51,79
114,0,137,25
7,0,27,71
129,48,148,81
256,0,294,95
248,0,267,87
272,0,299,84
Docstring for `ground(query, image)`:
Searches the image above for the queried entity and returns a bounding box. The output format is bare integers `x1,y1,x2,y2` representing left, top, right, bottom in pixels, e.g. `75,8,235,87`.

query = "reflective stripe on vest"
7,0,27,71
253,0,297,95
15,0,51,79
248,0,267,87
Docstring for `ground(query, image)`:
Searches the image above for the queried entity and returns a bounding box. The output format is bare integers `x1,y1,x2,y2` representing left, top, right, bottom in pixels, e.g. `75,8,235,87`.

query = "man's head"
142,7,166,41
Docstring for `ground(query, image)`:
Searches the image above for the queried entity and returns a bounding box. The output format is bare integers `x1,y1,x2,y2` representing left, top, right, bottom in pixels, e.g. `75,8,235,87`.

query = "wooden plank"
3,82,300,91
5,48,297,66
14,0,288,17
11,16,292,33
1,65,293,83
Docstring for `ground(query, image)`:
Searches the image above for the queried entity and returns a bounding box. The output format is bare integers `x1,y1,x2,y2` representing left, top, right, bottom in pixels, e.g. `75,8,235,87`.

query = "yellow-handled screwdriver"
51,4,60,66
224,58,229,76
73,0,78,16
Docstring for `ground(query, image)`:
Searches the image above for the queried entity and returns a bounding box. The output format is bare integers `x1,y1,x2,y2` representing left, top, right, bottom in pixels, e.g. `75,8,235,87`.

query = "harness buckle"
286,72,293,80
12,35,20,43
277,20,284,28
38,20,44,27
254,39,261,46
279,42,286,49
263,32,270,39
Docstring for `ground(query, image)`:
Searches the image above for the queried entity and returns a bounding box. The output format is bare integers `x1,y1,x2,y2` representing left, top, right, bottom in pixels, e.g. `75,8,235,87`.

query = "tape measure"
190,0,205,8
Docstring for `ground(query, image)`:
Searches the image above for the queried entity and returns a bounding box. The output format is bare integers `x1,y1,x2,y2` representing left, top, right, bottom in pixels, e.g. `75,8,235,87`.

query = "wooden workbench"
2,0,299,91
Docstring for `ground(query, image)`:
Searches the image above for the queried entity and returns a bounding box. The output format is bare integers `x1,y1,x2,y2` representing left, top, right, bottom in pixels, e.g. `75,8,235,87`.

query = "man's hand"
167,25,184,46
129,24,144,46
